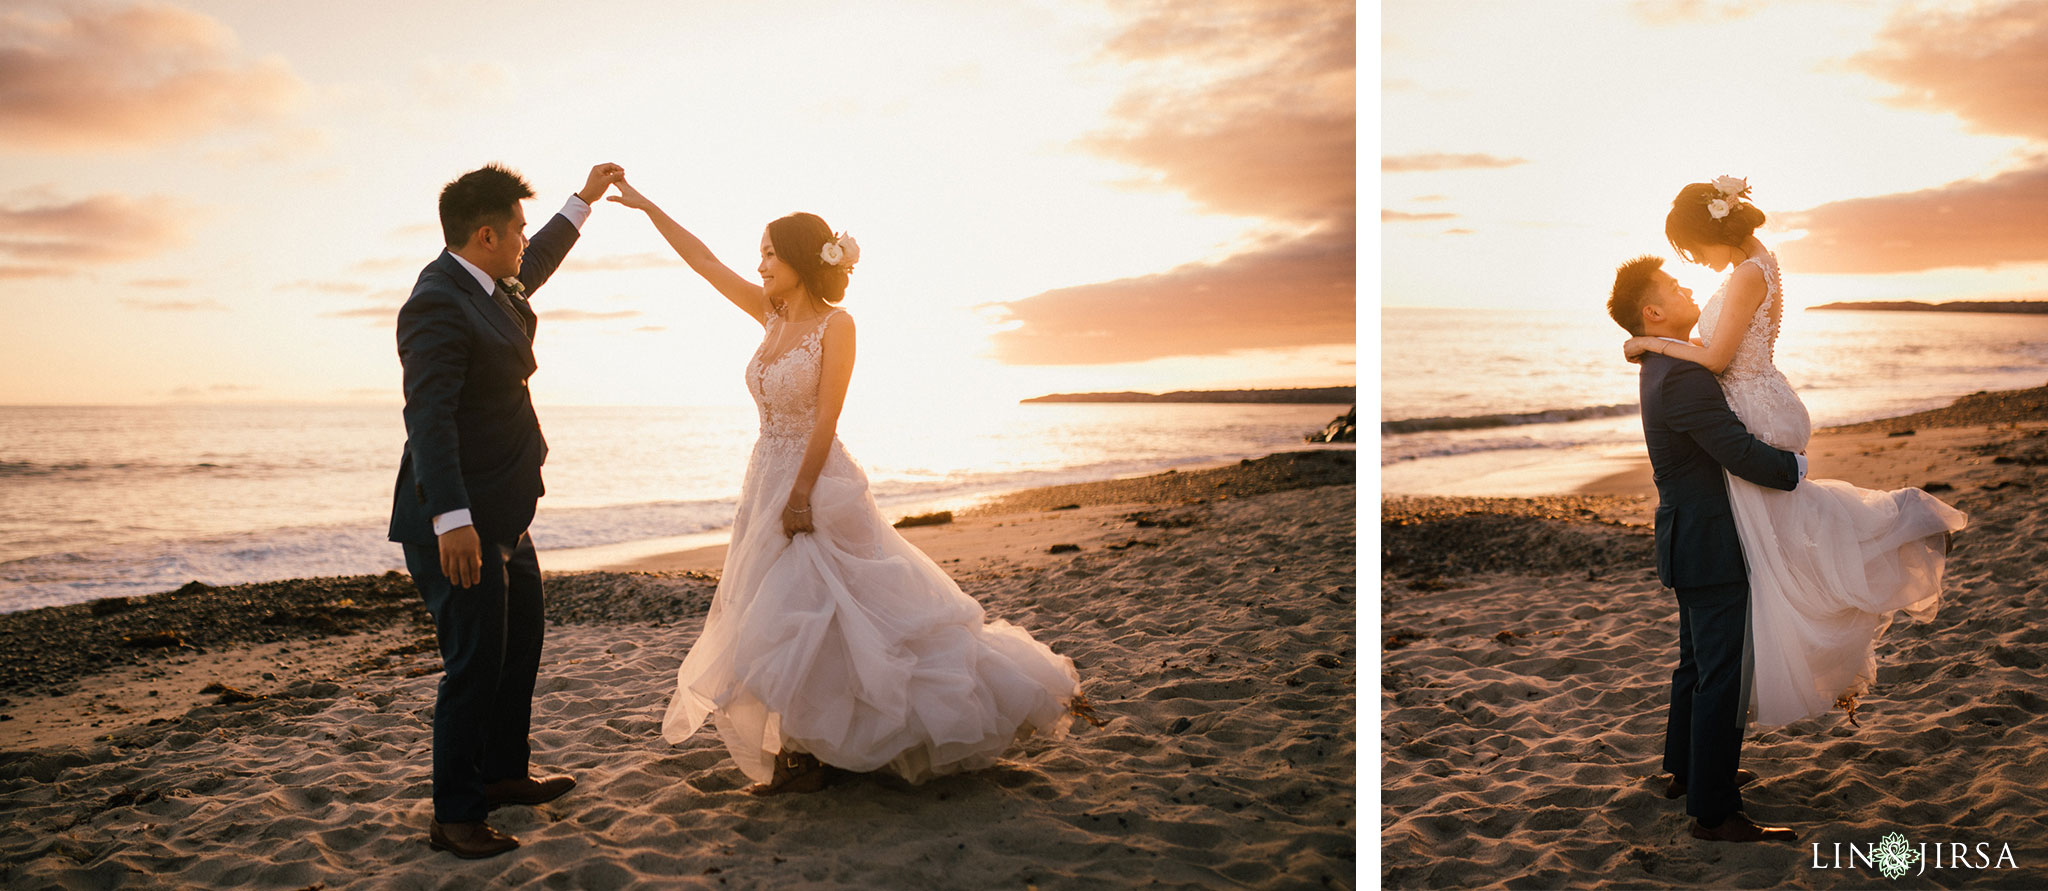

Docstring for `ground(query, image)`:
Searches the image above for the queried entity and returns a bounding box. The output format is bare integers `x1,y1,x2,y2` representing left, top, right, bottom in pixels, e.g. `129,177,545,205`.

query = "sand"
0,452,1357,890
1381,389,2048,889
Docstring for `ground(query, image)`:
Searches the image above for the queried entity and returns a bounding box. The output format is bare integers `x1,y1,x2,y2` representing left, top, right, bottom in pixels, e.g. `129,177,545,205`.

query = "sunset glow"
1383,0,2048,312
0,0,1357,408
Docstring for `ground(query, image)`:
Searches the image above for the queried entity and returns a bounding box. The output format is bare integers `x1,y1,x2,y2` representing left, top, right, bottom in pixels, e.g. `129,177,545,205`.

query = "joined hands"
605,178,656,212
578,163,626,205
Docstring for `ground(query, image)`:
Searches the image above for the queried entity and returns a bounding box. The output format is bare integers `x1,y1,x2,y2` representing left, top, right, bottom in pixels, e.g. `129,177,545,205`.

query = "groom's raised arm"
513,200,584,296
1661,361,1800,492
517,163,622,296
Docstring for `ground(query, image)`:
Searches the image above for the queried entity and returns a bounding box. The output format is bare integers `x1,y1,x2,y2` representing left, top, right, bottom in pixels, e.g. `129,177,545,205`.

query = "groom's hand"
578,163,625,205
438,525,483,588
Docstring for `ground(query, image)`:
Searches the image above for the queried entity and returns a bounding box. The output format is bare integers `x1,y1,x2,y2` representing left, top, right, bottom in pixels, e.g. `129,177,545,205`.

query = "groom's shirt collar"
443,195,595,295
448,251,497,297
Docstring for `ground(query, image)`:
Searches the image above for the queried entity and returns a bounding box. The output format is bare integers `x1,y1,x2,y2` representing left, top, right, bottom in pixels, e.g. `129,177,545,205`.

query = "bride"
1623,178,1968,727
607,180,1087,794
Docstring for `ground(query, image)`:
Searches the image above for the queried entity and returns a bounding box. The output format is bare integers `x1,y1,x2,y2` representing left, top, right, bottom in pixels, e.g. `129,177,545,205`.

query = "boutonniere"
499,277,526,300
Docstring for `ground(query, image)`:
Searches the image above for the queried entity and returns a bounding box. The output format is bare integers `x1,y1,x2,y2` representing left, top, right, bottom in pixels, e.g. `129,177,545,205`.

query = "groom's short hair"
439,164,535,247
1608,255,1664,336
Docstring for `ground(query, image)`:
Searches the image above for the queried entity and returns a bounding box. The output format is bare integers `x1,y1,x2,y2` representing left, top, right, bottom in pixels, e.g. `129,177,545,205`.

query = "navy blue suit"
1637,353,1799,824
389,211,578,823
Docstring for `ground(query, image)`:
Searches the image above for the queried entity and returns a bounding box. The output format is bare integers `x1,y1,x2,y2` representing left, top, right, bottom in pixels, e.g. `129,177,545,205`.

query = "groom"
1608,256,1802,843
390,162,621,858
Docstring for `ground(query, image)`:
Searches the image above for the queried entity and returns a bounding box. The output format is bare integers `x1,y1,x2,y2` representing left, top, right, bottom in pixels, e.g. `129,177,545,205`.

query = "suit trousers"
403,530,544,823
1663,580,1748,823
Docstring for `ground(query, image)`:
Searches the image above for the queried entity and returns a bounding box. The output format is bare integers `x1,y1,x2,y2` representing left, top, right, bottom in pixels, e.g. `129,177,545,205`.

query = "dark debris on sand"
1827,383,2048,434
1382,495,1654,582
0,570,721,699
540,571,718,626
0,572,432,698
966,450,1355,516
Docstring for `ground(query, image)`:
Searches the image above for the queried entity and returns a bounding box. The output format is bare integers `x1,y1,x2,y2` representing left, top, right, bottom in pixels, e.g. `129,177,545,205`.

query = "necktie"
490,282,531,338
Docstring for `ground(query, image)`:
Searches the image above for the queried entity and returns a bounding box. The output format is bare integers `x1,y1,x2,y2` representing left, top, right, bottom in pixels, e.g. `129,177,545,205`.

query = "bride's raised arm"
608,179,770,324
1624,263,1767,374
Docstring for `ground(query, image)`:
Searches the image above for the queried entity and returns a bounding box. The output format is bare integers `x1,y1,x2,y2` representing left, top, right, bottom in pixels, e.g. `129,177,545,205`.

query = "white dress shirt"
432,195,592,537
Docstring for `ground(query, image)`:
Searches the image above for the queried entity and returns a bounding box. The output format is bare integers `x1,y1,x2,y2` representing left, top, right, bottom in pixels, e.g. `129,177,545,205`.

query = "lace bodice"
1700,251,1810,451
1698,252,1784,382
746,309,842,438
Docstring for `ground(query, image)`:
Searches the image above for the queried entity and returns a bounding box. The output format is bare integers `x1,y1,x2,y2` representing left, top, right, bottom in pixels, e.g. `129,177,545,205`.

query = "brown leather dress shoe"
484,774,577,808
429,820,519,859
1664,768,1757,800
1691,812,1797,842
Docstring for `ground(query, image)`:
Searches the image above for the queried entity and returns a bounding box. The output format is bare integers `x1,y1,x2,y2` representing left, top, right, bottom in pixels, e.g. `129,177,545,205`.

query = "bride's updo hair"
1665,182,1767,265
767,212,850,304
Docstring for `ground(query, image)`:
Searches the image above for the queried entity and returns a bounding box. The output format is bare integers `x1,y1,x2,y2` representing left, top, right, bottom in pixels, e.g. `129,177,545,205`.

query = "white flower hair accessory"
1706,176,1751,220
820,232,860,269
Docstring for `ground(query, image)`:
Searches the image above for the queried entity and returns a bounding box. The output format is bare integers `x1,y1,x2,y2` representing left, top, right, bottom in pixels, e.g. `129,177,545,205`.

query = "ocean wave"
0,459,239,479
1381,403,1639,434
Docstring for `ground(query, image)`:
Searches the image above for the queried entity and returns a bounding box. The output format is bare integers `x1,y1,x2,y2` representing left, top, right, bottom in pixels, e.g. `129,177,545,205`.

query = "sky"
1383,0,2048,313
0,0,1356,407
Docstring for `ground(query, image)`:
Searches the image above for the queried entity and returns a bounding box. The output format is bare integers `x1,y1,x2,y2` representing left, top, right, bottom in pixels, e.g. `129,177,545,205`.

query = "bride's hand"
606,178,656,212
782,494,813,537
1623,336,1655,364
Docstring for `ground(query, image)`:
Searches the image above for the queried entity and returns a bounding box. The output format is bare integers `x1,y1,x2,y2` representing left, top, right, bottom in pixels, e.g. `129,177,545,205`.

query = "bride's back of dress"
1700,253,1810,452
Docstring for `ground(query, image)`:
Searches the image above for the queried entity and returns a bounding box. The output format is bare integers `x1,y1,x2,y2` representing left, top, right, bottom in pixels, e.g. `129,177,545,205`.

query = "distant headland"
1810,300,2048,315
1021,387,1355,404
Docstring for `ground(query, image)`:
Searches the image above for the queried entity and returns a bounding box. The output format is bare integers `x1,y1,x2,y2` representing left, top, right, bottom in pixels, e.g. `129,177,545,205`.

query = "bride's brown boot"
748,751,827,796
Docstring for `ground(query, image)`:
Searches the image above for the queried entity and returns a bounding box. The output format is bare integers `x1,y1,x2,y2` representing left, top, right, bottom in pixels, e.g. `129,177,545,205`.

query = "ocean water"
0,402,1350,612
1382,306,2048,467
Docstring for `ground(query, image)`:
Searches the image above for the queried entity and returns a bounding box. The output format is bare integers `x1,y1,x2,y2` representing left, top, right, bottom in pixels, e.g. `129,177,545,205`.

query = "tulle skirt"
661,435,1081,783
1728,475,1965,726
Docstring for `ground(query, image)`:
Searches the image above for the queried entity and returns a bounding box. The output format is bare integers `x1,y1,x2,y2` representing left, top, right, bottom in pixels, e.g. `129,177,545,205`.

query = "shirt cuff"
1794,454,1808,482
560,195,592,230
432,509,474,536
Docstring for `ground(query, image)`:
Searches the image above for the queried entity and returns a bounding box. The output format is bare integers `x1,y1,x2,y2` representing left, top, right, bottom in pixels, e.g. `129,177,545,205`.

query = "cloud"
994,0,1354,365
170,383,259,397
985,223,1354,365
1082,1,1353,224
1776,163,2048,273
635,325,667,333
1382,153,1529,172
353,255,424,274
542,309,643,322
278,279,368,294
128,277,190,288
560,252,687,272
0,264,67,279
122,298,226,312
387,222,441,241
1628,0,1768,25
1852,2,2048,142
1383,209,1457,222
322,304,401,321
0,1,303,150
0,192,186,269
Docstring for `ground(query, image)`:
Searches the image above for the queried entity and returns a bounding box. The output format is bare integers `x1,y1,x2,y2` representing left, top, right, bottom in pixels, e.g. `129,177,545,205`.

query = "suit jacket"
388,213,579,545
1638,353,1800,591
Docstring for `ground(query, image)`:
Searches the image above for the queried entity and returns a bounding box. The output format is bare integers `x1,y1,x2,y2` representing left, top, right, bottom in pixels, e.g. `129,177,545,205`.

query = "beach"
1382,385,2048,889
0,451,1357,890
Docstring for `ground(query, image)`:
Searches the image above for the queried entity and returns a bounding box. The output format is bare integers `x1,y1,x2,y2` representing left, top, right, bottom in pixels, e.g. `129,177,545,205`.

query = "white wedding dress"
661,308,1083,783
1698,253,1967,727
